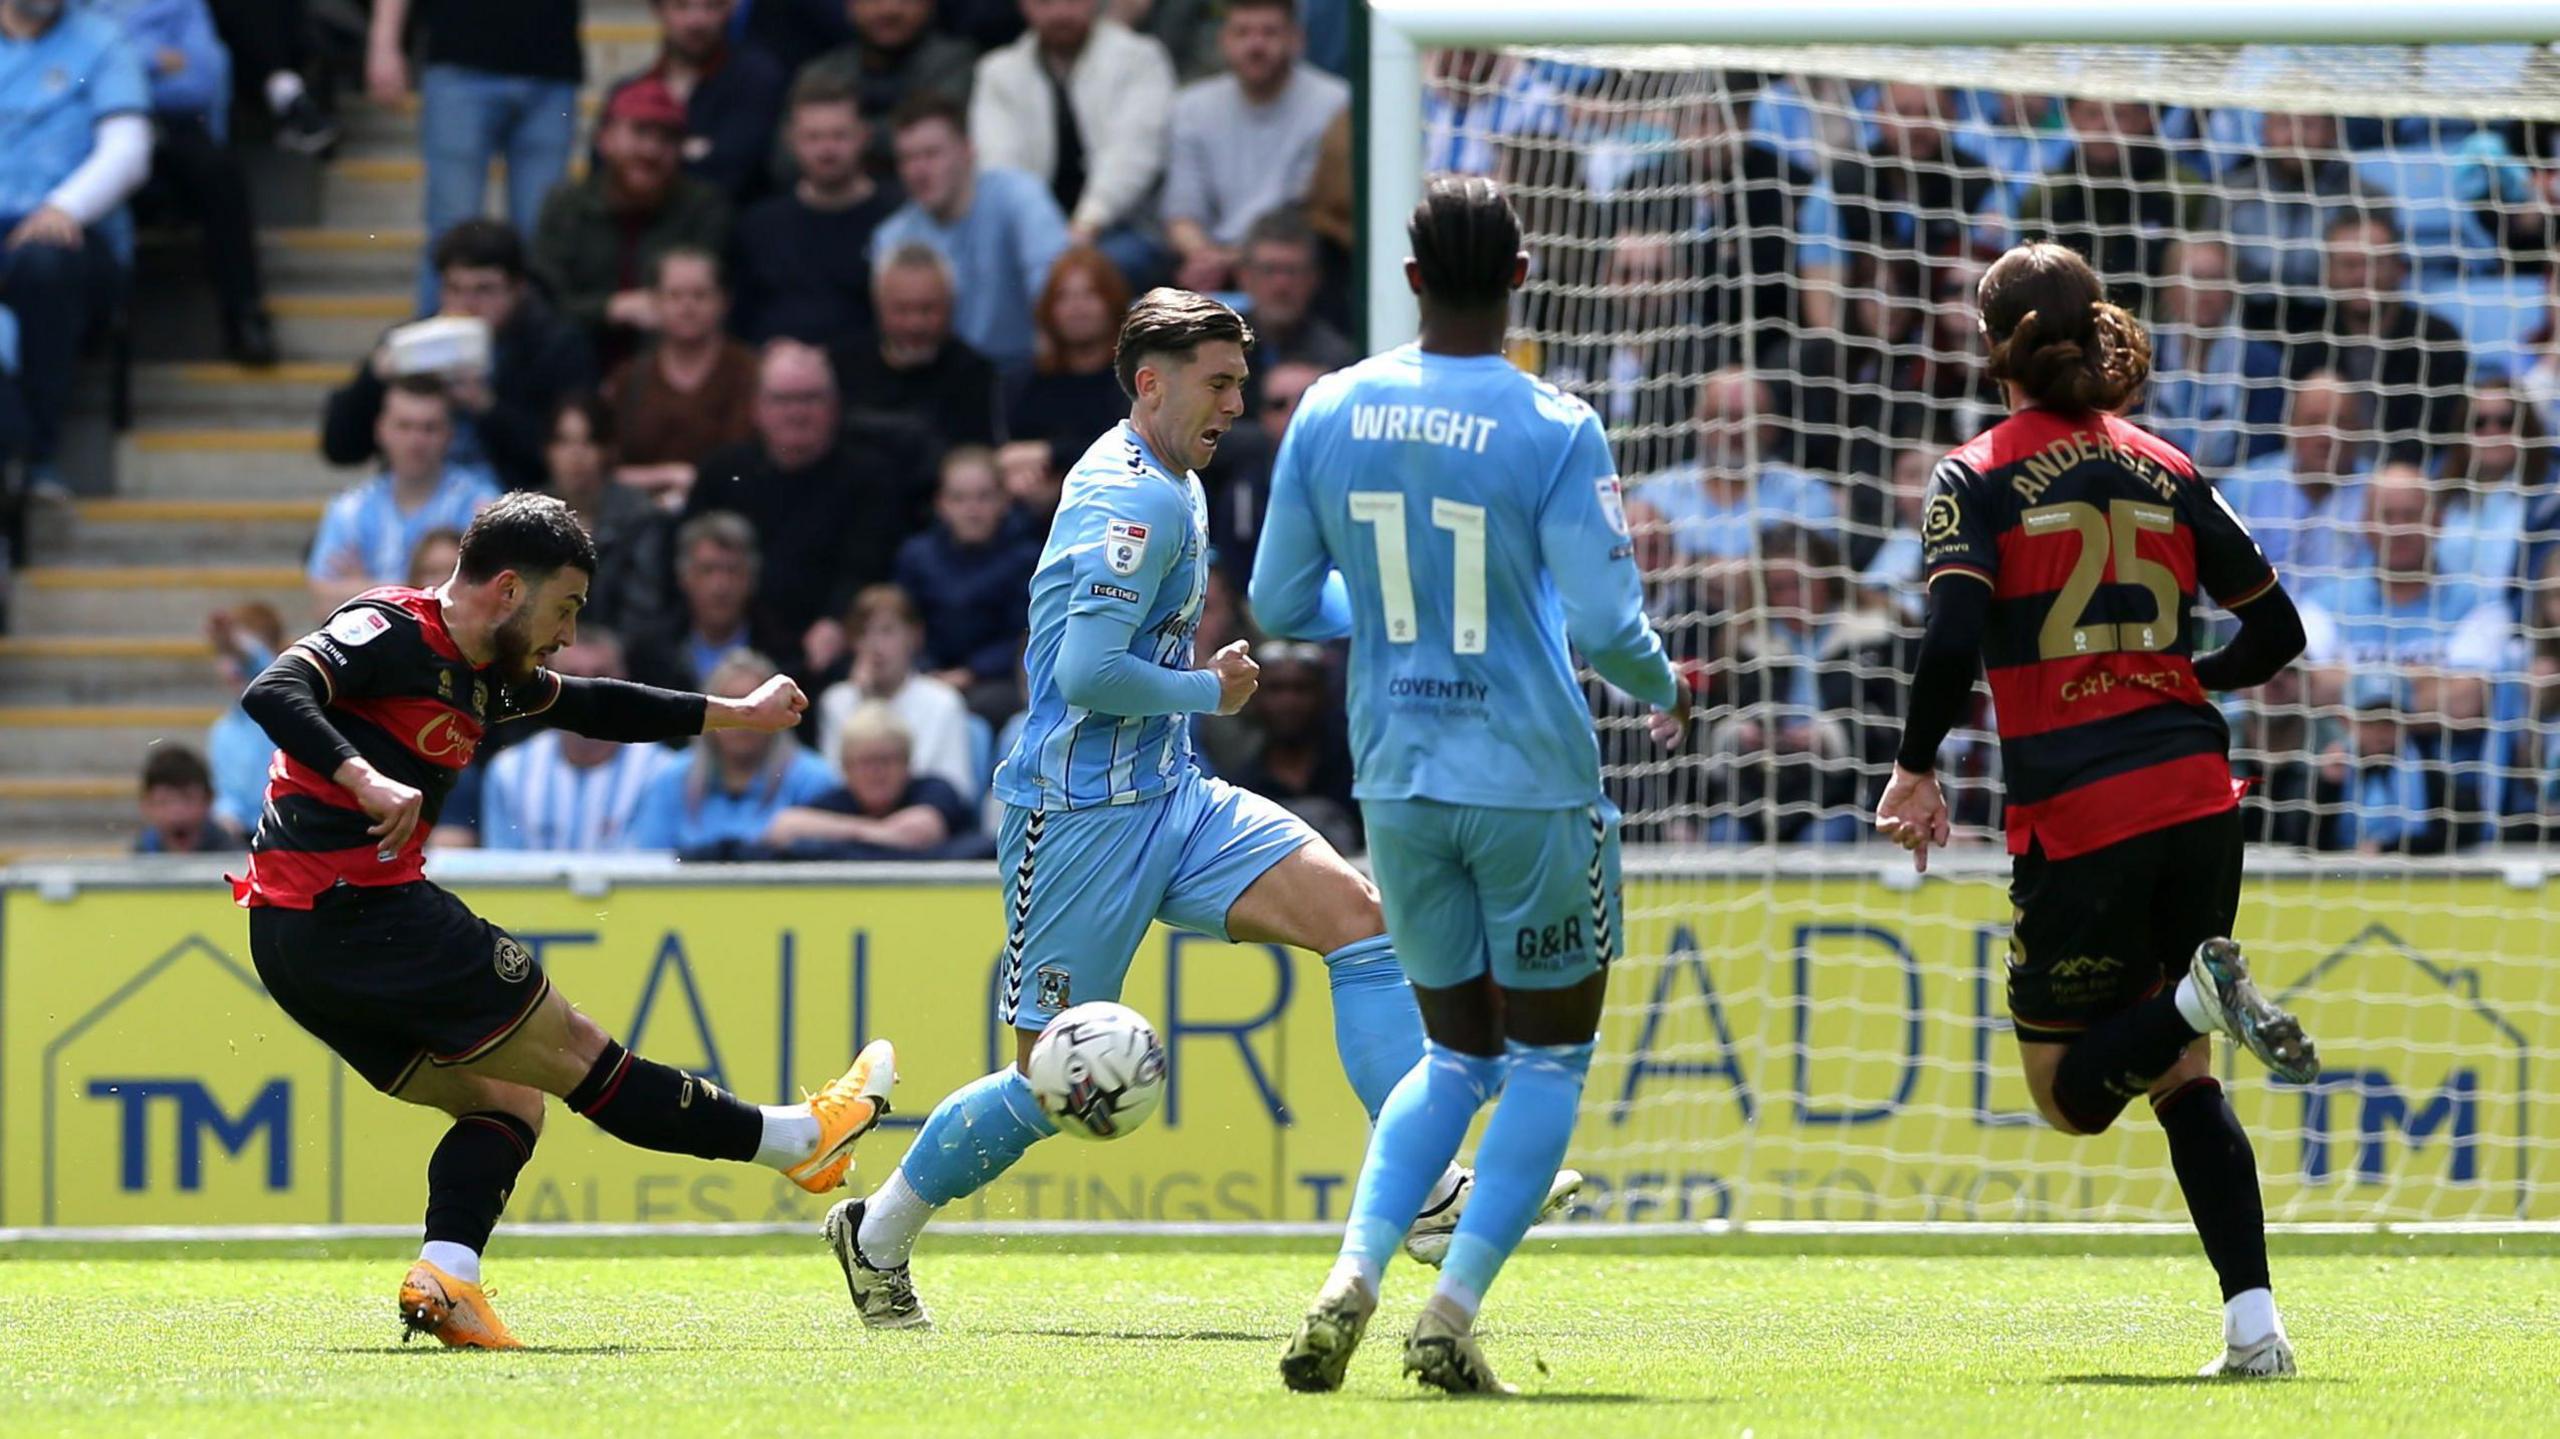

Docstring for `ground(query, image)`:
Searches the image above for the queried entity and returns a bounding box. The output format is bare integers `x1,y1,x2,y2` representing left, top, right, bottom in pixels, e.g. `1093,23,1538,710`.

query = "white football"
1026,1001,1168,1140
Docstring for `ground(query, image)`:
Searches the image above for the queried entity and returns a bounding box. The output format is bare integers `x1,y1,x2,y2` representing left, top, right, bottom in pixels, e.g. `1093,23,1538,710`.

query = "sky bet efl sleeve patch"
1104,519,1150,576
326,607,391,647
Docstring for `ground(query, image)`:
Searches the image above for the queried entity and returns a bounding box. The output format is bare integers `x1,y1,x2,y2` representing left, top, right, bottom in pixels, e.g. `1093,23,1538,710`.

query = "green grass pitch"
4,1234,2555,1438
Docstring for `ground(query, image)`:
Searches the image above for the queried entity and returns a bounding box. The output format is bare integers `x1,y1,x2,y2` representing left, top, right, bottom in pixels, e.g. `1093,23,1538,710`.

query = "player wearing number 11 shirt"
1260,177,1687,1395
1876,242,2319,1379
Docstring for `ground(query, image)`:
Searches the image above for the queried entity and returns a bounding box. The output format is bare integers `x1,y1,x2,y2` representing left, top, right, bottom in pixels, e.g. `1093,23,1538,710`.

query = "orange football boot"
783,1039,899,1193
398,1260,522,1350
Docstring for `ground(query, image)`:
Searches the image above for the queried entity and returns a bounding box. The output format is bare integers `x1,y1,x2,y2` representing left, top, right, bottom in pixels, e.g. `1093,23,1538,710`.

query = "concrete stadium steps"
115,362,345,421
119,428,349,499
0,704,228,775
0,636,223,704
254,226,423,290
12,567,311,637
269,292,410,361
43,499,325,566
2,7,661,851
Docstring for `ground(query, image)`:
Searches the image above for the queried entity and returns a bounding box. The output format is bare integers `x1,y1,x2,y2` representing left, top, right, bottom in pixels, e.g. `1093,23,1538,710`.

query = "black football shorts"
2004,805,2244,1044
248,880,551,1092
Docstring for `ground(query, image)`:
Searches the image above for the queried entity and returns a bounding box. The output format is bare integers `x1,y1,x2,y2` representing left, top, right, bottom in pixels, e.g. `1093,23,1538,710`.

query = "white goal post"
1355,0,2560,1229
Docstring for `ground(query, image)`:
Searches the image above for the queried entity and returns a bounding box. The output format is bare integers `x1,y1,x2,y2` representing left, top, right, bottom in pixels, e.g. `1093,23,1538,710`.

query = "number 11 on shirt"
1349,491,1488,655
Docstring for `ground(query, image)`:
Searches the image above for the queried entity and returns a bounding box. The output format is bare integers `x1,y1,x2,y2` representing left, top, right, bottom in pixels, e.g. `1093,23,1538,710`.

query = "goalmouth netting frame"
1359,0,2560,1232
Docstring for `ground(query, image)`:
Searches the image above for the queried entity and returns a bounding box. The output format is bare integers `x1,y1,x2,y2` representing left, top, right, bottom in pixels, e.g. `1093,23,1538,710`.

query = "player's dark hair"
1407,174,1522,311
890,91,968,138
140,745,212,795
1226,0,1297,22
1978,241,2152,415
1114,288,1255,401
430,218,527,281
456,492,598,586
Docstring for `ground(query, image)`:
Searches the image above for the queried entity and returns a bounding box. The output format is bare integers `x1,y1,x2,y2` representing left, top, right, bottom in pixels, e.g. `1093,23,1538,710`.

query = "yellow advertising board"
2,869,2550,1228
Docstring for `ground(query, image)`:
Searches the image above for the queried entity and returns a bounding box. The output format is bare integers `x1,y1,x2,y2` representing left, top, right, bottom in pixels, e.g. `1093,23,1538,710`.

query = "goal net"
1407,38,2560,1226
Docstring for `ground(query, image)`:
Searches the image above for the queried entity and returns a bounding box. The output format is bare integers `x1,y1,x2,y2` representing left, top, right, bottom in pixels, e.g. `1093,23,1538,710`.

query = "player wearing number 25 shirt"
1879,244,2316,1382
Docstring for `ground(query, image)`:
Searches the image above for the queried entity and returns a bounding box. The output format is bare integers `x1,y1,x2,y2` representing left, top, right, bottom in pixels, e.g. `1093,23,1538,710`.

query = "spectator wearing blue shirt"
2138,237,2285,473
2438,385,2539,606
2297,467,2511,730
763,699,979,859
202,601,283,834
306,377,501,611
873,93,1069,378
0,0,152,473
2218,370,2375,593
90,0,275,364
480,630,680,851
893,444,1037,721
1632,367,1840,596
627,649,837,854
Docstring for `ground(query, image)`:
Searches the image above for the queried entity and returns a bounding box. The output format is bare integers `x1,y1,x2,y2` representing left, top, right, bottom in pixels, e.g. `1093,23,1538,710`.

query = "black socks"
2154,1076,2273,1301
423,1111,537,1255
563,1040,762,1163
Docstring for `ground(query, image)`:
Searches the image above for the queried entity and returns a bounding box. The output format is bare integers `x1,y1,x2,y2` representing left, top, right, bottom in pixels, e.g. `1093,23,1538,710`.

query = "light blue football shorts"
1360,797,1623,992
994,773,1316,1030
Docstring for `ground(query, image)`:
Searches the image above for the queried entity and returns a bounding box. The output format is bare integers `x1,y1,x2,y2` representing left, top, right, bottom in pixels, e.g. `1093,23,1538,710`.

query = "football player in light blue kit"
824,288,1576,1329
1264,177,1689,1395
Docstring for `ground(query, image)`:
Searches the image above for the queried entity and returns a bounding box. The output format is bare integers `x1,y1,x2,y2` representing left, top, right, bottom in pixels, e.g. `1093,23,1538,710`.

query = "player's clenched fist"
334,758,424,860
709,675,810,732
1206,639,1260,716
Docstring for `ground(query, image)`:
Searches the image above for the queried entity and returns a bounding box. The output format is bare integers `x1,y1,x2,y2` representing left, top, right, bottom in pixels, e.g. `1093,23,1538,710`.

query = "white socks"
265,71,306,113
2173,974,2216,1035
419,1240,481,1284
754,1104,822,1170
1329,1254,1380,1297
1423,1282,1481,1330
856,1169,937,1267
2225,1287,2281,1346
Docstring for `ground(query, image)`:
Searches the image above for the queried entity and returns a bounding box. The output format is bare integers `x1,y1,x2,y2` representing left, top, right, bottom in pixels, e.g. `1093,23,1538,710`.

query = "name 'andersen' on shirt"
1350,404,1502,454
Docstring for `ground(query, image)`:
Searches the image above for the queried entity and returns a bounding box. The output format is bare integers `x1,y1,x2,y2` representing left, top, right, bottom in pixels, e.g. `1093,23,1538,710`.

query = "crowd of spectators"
79,13,2560,859
1443,53,2560,853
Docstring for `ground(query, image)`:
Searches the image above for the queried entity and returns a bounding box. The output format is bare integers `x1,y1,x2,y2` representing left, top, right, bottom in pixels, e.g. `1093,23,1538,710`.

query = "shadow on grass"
323,1344,651,1356
2052,1374,2340,1388
1357,1390,1716,1406
1002,1328,1278,1343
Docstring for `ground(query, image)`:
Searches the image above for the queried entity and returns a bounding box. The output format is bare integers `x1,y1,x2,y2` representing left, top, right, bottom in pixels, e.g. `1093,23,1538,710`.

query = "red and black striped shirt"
232,587,552,908
1923,410,2277,860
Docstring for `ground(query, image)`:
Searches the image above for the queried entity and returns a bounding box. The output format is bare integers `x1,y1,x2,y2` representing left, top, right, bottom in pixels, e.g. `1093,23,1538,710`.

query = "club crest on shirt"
1104,519,1150,576
327,608,390,647
1035,965,1072,1011
1595,476,1631,537
492,934,533,983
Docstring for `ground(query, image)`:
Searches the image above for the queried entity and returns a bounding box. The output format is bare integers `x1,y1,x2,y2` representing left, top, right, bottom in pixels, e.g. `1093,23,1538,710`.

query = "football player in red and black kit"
236,493,897,1349
1876,244,2320,1379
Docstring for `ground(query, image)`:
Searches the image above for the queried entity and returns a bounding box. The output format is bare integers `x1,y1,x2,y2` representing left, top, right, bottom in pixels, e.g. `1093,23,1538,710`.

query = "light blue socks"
899,1066,1060,1206
1339,1042,1504,1278
1323,935,1426,1119
1434,1039,1595,1319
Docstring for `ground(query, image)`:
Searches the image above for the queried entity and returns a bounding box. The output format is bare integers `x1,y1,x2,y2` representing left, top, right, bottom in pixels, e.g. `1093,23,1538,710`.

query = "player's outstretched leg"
1406,1036,1595,1397
1281,1041,1502,1393
834,1059,1060,1330
2152,1065,2291,1377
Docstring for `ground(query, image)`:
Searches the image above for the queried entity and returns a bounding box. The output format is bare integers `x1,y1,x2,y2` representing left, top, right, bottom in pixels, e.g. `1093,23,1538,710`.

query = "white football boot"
2200,1330,2297,1378
1403,1168,1586,1267
2187,939,2319,1084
